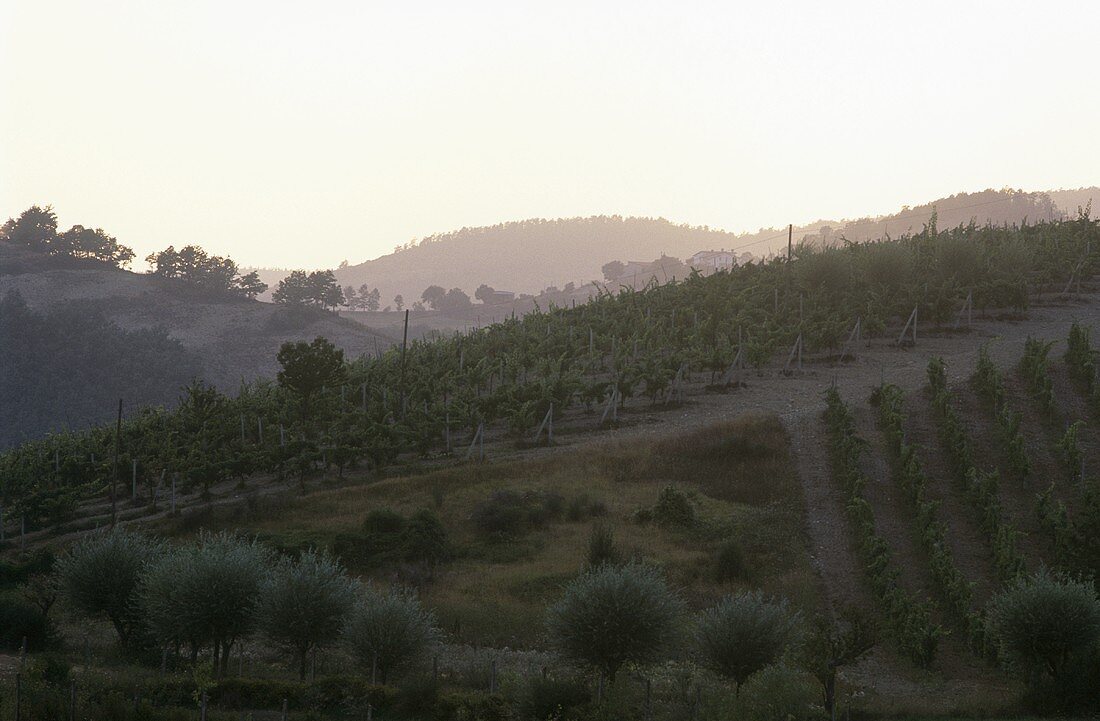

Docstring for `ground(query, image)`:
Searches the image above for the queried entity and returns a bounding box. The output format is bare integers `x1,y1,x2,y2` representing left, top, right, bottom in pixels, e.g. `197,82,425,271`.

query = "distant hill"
0,243,393,446
250,188,1098,305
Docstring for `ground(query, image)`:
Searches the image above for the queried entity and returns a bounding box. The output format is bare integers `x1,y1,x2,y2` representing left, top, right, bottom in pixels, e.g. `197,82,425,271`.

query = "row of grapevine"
1020,337,1057,419
870,382,982,649
925,358,1024,582
971,347,1030,479
823,387,942,667
2,215,1098,533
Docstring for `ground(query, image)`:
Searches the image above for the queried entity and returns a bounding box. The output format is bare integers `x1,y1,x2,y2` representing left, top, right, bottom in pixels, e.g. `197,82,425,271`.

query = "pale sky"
2,1,1097,269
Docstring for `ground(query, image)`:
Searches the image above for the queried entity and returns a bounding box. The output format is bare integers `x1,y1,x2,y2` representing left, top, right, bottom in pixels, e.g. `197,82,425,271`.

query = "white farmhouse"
689,249,736,271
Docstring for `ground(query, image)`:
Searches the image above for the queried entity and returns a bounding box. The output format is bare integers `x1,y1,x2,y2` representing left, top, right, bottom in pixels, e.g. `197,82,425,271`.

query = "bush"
652,486,695,528
0,594,55,651
695,591,801,694
566,494,608,522
586,523,620,568
986,569,1100,710
363,508,406,536
546,562,683,682
712,538,748,582
472,490,564,541
401,509,451,564
520,675,591,720
55,528,162,649
257,549,357,679
343,585,439,684
736,665,821,721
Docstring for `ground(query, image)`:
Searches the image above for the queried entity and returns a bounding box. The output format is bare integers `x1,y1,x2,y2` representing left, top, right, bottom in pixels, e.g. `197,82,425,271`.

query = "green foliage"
471,490,565,541
824,387,942,667
519,675,591,720
276,337,348,417
803,608,875,718
986,569,1100,711
55,528,163,648
342,585,439,684
140,531,271,673
401,509,451,565
257,549,357,679
545,562,684,681
920,362,1025,585
585,522,620,568
1059,421,1085,483
875,378,985,646
712,537,749,583
1021,336,1057,419
0,594,56,651
695,591,801,692
651,485,696,528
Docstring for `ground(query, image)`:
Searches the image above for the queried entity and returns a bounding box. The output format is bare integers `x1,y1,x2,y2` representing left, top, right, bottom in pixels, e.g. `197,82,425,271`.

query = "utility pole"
398,309,410,419
787,223,793,262
111,398,122,527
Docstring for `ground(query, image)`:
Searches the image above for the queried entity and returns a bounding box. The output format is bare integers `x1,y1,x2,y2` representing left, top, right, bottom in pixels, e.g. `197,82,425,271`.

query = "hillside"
250,188,1099,305
0,244,393,446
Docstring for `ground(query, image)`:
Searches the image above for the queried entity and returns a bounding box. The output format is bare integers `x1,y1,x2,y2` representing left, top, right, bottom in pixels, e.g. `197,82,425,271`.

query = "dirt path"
789,411,872,615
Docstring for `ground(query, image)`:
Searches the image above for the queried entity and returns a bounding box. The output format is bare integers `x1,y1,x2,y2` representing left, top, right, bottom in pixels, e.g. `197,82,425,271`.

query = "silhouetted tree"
602,260,625,281
276,337,347,421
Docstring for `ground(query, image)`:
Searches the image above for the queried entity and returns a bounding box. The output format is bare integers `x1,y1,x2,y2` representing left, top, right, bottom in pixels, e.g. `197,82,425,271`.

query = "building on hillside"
485,290,515,303
688,249,736,271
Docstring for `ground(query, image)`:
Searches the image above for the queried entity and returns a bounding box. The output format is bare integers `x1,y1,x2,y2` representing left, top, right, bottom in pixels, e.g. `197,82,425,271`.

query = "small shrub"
0,594,55,651
520,675,591,720
736,665,820,721
586,523,620,568
363,508,407,536
472,490,565,541
402,509,451,564
653,485,695,528
567,494,608,522
712,538,749,582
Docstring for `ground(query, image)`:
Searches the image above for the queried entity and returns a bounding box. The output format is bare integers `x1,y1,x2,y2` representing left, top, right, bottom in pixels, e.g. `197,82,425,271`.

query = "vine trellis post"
533,404,554,446
955,292,973,328
785,333,803,372
897,306,918,346
466,423,485,462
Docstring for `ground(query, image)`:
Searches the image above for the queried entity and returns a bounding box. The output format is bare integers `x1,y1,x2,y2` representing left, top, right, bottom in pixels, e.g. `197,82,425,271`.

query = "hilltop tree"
394,294,405,311
420,286,444,310
2,206,136,268
272,270,342,308
475,284,495,303
146,244,263,297
1,205,58,251
601,260,625,281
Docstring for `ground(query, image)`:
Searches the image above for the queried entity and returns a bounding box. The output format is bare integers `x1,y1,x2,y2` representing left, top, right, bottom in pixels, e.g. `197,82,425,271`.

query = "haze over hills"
0,243,391,447
248,188,1099,305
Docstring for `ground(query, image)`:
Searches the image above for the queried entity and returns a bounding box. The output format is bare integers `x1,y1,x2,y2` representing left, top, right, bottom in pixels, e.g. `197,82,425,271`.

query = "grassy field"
158,411,819,651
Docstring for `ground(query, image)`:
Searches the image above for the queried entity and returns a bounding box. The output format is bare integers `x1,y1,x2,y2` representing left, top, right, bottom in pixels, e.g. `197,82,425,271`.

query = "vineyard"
2,211,1100,717
1,213,1097,539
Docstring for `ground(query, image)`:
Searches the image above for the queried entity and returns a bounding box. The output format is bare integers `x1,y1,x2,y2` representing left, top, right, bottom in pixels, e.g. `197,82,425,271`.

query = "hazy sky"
2,1,1098,269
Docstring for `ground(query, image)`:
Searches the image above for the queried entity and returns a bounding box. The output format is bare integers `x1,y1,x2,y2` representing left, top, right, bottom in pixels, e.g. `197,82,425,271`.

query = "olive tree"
55,529,162,649
986,570,1100,694
258,550,357,679
342,586,439,684
140,532,271,675
546,562,683,683
695,591,801,695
